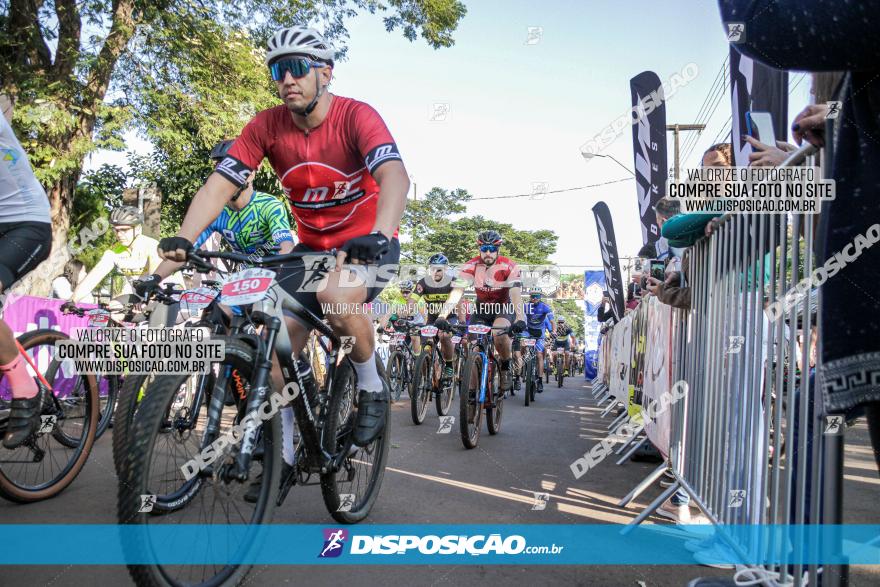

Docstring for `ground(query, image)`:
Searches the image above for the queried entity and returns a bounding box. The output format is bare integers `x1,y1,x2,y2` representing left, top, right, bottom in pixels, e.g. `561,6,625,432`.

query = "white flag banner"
641,297,673,457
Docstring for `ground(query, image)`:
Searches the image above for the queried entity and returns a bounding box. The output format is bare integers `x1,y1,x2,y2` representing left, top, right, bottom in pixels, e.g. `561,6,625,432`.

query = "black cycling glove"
133,274,162,299
158,236,193,257
512,320,527,333
340,232,389,263
434,317,450,331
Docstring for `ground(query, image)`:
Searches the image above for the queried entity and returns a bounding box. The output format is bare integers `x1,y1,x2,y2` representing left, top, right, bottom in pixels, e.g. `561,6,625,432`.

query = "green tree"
401,187,558,264
1,0,467,293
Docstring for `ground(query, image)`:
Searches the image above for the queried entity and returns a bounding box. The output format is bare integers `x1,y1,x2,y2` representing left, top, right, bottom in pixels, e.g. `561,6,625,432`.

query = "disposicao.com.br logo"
330,532,563,556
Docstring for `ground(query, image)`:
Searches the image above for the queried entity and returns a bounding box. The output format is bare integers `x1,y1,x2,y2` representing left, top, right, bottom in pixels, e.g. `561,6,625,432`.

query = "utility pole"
666,123,706,179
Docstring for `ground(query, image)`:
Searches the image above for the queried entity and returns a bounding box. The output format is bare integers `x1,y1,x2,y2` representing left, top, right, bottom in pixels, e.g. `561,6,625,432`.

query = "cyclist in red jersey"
435,230,526,393
158,26,409,451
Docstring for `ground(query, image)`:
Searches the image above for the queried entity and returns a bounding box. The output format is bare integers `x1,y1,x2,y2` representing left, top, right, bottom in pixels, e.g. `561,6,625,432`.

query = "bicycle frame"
198,266,346,483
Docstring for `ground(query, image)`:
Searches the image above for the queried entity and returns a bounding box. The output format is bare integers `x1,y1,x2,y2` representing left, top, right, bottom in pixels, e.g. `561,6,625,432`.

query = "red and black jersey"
216,96,403,250
457,256,522,304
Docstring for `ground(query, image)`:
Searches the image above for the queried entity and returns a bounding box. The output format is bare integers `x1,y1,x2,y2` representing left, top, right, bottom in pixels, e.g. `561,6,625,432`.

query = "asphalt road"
2,374,878,587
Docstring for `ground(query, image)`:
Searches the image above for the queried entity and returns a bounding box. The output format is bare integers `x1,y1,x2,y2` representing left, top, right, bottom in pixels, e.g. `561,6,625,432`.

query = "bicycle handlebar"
187,249,337,274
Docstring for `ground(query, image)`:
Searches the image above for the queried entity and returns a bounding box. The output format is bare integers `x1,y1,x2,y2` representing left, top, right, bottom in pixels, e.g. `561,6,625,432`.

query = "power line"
680,61,731,164
469,177,633,201
679,58,729,159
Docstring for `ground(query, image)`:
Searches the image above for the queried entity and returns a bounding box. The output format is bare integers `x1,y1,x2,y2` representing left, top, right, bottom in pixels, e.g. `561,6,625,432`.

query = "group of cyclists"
377,240,583,399
0,23,584,584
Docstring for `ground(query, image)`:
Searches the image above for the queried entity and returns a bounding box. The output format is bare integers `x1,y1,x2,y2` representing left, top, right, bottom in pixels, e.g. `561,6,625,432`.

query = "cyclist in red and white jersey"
158,26,409,450
435,230,526,393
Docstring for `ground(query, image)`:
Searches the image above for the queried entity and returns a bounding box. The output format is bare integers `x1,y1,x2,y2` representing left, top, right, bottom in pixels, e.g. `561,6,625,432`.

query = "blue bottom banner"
1,524,878,565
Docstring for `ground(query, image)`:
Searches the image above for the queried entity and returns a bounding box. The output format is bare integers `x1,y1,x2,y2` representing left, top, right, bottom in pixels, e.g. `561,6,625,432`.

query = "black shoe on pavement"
352,389,388,447
2,394,42,449
537,379,544,393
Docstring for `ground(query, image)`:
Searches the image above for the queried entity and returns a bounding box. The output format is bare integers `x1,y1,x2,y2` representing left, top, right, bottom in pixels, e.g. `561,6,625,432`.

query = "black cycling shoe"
244,461,294,503
352,389,388,447
2,395,42,449
537,379,544,393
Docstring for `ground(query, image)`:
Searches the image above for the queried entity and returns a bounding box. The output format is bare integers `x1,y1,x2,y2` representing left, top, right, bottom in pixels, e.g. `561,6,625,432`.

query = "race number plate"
451,336,461,344
420,325,438,337
221,268,276,306
468,324,491,335
392,333,407,344
522,338,536,347
86,309,110,328
179,287,218,314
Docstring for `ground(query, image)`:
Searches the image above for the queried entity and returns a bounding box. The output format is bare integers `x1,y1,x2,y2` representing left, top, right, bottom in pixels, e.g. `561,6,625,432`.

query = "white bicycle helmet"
265,26,336,66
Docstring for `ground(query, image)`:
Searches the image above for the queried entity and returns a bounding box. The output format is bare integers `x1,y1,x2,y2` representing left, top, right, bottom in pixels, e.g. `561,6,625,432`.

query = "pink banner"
0,294,100,400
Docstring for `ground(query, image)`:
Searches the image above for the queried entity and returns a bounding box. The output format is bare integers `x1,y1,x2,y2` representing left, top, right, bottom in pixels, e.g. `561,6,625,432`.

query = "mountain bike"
519,336,539,406
386,320,416,402
106,282,198,476
443,324,467,416
119,249,390,587
458,323,513,449
410,323,457,424
56,301,131,445
0,329,98,502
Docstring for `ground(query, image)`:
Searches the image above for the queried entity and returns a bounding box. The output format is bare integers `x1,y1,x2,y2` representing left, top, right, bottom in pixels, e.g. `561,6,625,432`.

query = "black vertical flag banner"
591,201,626,322
730,46,789,167
630,71,668,246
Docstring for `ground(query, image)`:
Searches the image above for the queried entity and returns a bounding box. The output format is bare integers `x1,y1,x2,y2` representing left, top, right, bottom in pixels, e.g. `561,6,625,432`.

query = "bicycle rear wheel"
458,350,482,449
0,329,99,503
119,338,279,587
321,353,390,523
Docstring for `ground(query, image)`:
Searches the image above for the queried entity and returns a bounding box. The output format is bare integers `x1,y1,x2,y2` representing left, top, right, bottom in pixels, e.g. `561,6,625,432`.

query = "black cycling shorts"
0,222,52,291
274,239,400,320
469,310,515,328
554,339,571,350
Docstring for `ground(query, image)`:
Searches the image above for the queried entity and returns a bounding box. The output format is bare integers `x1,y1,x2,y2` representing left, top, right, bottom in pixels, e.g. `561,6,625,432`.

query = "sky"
85,0,812,269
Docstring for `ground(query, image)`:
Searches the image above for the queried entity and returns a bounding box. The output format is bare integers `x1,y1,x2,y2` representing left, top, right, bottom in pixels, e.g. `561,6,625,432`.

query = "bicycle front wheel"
387,351,405,402
458,349,482,449
486,358,503,435
118,337,280,587
321,353,390,523
410,351,431,425
0,329,99,503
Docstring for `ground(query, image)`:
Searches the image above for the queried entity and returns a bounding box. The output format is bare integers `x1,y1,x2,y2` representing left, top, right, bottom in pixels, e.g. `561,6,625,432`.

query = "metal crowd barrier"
595,143,839,586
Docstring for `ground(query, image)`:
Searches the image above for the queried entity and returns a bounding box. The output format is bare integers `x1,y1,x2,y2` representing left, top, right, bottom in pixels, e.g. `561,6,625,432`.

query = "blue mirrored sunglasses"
269,57,324,81
479,244,499,253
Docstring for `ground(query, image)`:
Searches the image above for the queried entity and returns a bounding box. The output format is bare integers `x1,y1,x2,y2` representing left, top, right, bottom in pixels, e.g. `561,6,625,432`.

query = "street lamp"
581,151,635,176
408,174,417,200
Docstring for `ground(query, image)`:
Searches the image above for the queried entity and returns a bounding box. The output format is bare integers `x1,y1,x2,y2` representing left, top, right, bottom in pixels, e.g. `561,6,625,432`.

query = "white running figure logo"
321,530,346,557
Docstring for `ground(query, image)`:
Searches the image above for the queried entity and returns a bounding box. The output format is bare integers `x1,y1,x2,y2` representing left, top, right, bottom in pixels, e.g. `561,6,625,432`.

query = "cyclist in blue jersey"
524,290,555,392
139,139,295,296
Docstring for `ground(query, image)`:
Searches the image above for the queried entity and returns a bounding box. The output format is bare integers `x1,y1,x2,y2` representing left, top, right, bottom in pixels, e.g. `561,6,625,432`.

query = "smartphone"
745,111,776,146
650,259,665,281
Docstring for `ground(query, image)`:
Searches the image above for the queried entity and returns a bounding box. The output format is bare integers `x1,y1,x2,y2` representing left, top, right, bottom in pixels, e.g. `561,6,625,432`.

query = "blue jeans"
671,488,690,506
